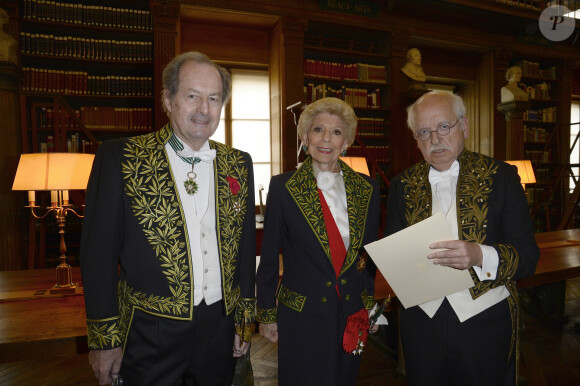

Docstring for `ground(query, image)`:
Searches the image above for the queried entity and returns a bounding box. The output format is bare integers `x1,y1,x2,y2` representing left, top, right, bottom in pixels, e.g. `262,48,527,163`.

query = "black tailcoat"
80,124,256,352
256,157,380,384
386,149,539,380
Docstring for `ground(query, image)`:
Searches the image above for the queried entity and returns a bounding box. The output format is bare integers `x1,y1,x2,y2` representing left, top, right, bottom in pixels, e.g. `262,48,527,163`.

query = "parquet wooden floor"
0,278,578,385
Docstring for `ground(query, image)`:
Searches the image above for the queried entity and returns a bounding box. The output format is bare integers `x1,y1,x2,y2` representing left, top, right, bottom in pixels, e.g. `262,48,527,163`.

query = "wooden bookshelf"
302,21,391,220
18,0,155,155
16,0,155,268
506,57,567,232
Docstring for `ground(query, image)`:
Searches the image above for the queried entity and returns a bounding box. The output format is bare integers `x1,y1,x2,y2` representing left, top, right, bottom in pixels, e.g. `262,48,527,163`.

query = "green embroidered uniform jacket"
385,150,539,303
80,124,256,351
255,157,380,323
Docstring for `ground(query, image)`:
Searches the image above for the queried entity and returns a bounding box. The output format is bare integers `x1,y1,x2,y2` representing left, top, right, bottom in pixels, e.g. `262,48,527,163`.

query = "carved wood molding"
281,16,307,46
497,100,530,122
150,0,180,34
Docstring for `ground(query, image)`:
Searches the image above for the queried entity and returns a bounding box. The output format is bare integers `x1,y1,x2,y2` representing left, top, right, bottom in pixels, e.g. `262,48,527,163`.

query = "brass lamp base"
49,254,76,294
50,284,76,295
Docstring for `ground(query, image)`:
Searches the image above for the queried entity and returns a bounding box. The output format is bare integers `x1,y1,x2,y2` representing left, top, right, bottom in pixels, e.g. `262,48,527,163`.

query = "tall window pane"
232,70,270,119
231,69,271,202
232,120,270,163
212,109,226,144
570,102,580,192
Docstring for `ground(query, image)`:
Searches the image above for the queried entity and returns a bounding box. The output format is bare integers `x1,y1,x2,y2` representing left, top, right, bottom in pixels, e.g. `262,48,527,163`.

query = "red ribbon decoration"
318,188,347,280
342,308,369,353
318,189,369,353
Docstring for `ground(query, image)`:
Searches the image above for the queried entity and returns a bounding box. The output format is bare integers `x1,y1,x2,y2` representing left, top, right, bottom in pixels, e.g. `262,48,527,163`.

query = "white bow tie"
428,160,459,186
177,148,216,163
316,171,340,191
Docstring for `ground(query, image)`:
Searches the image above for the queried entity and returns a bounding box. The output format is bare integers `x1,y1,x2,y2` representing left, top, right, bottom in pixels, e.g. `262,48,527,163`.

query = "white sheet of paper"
364,212,474,309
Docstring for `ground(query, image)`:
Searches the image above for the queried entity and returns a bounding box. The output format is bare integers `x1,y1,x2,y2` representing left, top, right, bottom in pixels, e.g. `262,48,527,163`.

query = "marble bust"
401,48,427,83
501,66,529,103
0,8,17,65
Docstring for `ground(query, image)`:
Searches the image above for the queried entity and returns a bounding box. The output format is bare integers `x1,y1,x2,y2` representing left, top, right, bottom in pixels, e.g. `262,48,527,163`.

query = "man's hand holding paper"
364,212,474,309
428,239,484,270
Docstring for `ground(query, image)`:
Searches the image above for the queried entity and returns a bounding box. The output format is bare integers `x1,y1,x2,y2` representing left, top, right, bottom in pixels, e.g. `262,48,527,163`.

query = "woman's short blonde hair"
297,97,358,146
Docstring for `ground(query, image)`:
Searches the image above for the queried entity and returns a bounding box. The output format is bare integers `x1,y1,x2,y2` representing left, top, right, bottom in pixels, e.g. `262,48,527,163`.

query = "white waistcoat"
166,142,222,306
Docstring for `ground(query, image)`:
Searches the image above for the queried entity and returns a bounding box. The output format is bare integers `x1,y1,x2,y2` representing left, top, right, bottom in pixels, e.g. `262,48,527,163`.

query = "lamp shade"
340,156,370,176
505,160,536,185
12,153,95,191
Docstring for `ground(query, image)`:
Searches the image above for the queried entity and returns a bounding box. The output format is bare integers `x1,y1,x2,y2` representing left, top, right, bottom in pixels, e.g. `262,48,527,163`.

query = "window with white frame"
212,68,271,203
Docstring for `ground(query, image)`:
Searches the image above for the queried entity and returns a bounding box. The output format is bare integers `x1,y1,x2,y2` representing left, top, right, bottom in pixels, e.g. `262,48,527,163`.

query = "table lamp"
505,160,536,189
12,153,95,293
340,156,370,176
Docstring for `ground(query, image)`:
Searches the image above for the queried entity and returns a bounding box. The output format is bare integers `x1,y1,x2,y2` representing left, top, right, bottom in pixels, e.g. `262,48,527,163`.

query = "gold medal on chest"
184,157,201,195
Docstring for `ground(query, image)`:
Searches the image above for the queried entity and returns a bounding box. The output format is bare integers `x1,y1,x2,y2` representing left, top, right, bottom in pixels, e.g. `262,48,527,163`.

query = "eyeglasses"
415,118,461,141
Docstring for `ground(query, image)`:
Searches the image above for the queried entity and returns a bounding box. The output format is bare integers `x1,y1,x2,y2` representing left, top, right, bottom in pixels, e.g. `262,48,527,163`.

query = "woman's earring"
341,150,347,157
302,145,308,152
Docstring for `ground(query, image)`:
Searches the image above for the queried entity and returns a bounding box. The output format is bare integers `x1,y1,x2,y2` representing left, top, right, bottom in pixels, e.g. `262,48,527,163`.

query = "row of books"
500,1,542,11
523,107,557,122
22,0,152,30
348,145,389,164
22,67,152,96
515,60,557,79
304,59,387,84
305,83,382,109
40,134,100,154
357,117,386,138
66,133,83,153
519,81,551,101
532,166,550,183
79,107,152,131
523,125,548,143
525,149,552,164
21,32,152,61
35,106,81,131
36,106,153,132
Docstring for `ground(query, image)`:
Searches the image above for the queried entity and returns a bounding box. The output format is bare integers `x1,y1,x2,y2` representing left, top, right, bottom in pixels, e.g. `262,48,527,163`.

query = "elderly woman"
256,97,380,385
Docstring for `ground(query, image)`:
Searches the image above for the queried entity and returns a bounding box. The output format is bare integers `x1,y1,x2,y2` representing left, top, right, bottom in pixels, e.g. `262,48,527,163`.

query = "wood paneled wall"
573,67,580,96
418,45,480,82
0,64,24,270
179,22,271,65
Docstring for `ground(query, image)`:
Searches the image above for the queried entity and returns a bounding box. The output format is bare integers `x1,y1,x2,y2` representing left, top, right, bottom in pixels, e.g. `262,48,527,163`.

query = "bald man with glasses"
385,91,539,385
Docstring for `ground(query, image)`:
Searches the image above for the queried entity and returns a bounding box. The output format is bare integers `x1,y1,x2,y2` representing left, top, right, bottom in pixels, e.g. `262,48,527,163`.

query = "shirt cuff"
472,244,499,281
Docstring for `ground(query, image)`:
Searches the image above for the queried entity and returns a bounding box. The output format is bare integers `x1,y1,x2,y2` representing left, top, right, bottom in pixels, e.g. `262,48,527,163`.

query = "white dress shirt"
314,166,349,250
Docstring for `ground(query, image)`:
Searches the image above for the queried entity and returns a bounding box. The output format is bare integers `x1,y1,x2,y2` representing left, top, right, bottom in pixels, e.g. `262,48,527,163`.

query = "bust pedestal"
497,100,530,160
